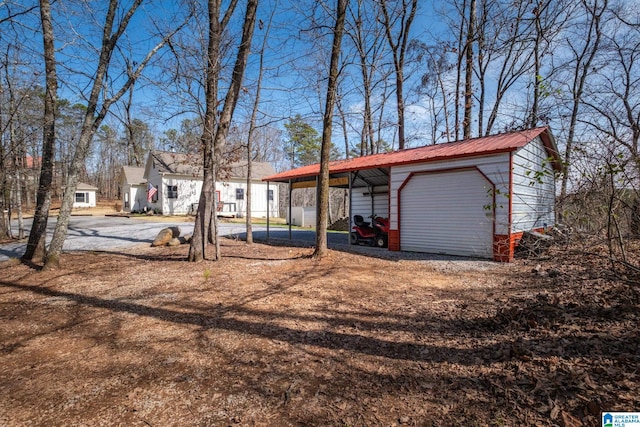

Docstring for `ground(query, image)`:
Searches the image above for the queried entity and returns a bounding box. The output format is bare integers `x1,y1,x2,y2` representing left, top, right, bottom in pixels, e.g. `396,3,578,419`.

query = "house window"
75,192,88,203
236,188,244,200
268,189,274,201
124,192,130,208
167,185,178,199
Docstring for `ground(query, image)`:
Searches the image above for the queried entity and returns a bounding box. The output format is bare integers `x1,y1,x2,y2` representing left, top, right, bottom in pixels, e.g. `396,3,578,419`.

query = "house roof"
76,182,98,191
144,151,276,181
121,166,146,185
225,161,276,180
264,127,560,183
149,151,204,177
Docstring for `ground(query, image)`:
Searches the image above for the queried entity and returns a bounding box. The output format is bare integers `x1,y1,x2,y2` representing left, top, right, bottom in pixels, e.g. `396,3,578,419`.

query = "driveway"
0,216,263,262
0,216,355,262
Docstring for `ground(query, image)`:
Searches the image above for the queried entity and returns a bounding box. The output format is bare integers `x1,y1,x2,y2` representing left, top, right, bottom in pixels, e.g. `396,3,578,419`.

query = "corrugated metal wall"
390,154,511,234
399,169,494,258
511,137,556,231
351,185,389,221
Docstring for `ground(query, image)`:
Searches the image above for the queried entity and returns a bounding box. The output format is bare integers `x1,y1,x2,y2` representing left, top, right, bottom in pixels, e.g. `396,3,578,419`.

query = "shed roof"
121,166,146,185
76,182,99,191
264,127,560,183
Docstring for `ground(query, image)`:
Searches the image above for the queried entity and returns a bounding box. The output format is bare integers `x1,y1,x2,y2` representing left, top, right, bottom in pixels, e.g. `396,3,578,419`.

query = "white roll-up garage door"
400,169,494,258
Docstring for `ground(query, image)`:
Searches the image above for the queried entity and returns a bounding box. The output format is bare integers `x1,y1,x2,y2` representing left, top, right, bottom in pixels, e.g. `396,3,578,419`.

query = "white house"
73,182,98,208
141,151,279,217
119,166,147,213
264,127,560,262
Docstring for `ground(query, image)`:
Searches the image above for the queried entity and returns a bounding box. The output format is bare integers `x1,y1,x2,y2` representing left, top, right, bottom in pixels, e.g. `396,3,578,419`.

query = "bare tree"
558,0,607,201
42,0,190,269
474,0,532,136
245,1,276,245
22,0,57,263
378,0,417,149
345,0,388,155
314,0,347,258
189,0,258,262
584,16,640,178
462,0,476,139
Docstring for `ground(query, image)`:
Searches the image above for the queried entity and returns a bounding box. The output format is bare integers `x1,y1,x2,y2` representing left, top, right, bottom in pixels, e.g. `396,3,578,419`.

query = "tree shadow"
2,278,634,367
244,229,493,263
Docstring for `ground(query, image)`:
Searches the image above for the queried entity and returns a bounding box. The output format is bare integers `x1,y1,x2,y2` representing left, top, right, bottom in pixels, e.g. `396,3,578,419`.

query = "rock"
152,227,181,247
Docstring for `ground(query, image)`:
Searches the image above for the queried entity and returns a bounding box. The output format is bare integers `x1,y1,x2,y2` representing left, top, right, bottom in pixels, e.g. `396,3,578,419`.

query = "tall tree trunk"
463,0,476,140
43,0,185,269
22,0,57,263
245,2,273,245
560,0,605,203
189,0,222,263
13,160,24,239
189,0,257,261
314,0,347,259
379,0,417,150
454,0,467,141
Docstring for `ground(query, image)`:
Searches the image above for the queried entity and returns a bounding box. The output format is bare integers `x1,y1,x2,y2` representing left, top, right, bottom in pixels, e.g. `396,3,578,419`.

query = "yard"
0,238,638,426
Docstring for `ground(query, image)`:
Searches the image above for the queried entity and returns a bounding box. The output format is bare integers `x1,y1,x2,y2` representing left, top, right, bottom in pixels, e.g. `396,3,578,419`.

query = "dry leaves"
0,238,638,425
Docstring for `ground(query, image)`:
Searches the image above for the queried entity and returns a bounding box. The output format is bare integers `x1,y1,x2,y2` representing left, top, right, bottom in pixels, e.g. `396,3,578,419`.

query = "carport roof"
264,126,560,184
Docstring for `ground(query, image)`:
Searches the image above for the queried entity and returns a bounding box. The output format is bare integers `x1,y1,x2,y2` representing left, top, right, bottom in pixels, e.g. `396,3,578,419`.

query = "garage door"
400,169,494,258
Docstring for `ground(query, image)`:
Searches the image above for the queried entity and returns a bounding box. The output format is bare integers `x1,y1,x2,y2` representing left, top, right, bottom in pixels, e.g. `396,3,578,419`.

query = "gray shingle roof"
150,151,275,180
76,182,99,191
121,166,146,185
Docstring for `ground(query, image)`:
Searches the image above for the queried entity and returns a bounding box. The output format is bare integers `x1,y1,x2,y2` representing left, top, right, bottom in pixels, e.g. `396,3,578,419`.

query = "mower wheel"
350,232,359,245
375,235,387,248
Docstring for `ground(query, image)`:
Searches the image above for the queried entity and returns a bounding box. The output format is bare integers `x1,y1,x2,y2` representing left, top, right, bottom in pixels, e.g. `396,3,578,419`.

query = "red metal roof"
264,127,560,182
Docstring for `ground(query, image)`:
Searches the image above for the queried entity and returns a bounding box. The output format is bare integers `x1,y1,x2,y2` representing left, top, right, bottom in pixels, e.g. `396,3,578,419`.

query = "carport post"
266,180,270,241
348,172,352,245
288,180,292,240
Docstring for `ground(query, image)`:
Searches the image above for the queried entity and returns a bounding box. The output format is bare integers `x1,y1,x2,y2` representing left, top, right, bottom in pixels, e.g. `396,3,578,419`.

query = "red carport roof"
264,126,560,182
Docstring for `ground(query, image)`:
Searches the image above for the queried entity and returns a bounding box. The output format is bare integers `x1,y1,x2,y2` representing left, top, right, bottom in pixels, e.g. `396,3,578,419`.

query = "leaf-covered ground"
0,239,637,426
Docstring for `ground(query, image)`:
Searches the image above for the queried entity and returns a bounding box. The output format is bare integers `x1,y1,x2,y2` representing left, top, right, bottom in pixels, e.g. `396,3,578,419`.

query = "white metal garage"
264,126,561,262
399,168,494,258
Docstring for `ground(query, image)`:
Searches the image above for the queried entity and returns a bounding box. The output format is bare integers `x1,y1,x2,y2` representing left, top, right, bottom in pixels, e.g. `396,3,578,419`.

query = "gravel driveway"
1,216,498,271
0,216,251,262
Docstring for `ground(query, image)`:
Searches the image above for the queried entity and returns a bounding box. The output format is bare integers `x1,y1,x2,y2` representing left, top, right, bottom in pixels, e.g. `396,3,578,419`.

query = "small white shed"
73,182,98,208
119,166,147,212
264,127,561,262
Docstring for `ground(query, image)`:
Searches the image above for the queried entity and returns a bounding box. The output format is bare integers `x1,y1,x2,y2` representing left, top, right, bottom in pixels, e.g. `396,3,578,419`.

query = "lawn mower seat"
354,215,369,227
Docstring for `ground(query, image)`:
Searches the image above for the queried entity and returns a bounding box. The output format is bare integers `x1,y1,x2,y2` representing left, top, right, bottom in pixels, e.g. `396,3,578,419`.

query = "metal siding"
351,186,389,220
400,170,494,258
512,137,556,231
390,154,510,233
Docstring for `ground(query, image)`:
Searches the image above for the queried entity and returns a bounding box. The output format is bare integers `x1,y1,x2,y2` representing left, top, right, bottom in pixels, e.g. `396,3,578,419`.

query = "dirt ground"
0,238,638,426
